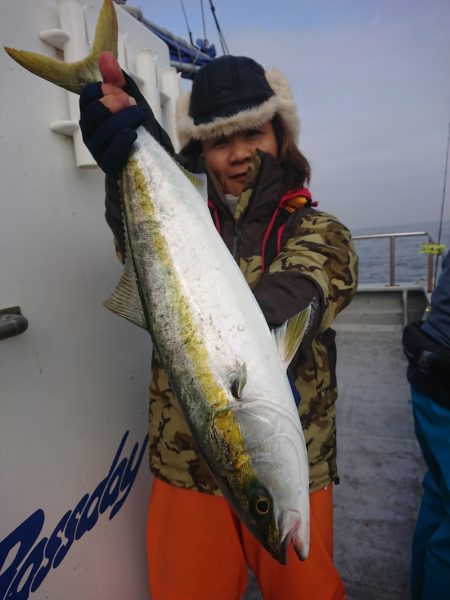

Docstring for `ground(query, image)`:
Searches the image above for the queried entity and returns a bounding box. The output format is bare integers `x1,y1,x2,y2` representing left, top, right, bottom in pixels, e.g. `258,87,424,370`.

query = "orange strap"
284,195,311,213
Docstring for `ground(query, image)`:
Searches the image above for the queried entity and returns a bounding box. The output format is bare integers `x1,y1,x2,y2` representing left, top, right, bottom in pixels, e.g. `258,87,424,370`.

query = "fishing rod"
434,118,450,286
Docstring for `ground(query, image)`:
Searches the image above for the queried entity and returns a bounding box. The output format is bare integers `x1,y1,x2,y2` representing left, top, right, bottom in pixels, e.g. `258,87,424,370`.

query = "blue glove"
79,81,148,177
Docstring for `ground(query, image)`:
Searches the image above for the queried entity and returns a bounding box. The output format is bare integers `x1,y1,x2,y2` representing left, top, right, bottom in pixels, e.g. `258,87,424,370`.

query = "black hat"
176,55,300,149
189,56,274,124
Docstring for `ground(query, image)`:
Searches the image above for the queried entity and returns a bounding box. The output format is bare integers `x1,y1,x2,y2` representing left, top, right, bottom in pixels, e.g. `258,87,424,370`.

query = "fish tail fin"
91,0,118,58
4,0,118,94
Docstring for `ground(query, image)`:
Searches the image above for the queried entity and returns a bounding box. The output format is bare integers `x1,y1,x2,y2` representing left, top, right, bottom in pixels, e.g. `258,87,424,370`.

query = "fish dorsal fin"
103,229,146,329
272,305,312,369
229,363,247,399
179,166,208,204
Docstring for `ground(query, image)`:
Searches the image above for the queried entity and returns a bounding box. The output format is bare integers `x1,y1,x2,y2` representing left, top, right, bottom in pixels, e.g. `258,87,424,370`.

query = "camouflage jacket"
114,149,358,495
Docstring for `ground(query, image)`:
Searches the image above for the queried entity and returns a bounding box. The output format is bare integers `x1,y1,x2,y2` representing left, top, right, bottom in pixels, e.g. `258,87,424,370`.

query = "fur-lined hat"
176,55,300,150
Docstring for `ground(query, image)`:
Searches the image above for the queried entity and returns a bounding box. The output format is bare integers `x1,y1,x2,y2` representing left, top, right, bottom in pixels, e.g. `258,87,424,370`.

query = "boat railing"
352,231,436,292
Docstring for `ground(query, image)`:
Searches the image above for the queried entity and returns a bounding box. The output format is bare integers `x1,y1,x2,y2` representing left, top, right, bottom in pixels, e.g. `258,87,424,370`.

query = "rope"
208,0,229,54
200,0,208,45
179,0,194,46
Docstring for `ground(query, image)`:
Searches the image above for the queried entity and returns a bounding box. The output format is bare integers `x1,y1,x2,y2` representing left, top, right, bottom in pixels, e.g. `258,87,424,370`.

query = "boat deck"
243,284,427,599
333,323,424,599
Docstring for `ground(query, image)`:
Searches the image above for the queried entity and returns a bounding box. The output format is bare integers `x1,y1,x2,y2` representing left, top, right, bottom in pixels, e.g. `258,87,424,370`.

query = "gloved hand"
80,71,177,177
79,77,148,177
79,54,178,257
121,72,176,153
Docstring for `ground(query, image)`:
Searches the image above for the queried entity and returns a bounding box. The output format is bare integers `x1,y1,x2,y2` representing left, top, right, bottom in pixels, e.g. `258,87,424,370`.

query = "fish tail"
4,0,118,94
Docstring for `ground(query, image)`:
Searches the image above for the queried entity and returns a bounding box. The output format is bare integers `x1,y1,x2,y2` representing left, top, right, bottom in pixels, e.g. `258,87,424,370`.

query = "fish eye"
255,497,271,517
249,486,273,520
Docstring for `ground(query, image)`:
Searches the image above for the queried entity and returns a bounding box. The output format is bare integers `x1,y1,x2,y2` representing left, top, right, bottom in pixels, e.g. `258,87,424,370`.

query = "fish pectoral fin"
272,305,312,369
103,258,147,330
229,363,247,399
178,166,208,204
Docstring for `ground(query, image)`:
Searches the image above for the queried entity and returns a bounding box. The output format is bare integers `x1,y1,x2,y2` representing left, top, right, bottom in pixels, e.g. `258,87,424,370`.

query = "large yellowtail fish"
5,0,311,563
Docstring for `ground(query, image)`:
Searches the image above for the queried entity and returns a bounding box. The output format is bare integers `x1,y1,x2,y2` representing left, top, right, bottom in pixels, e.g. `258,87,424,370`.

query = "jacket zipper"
232,222,243,260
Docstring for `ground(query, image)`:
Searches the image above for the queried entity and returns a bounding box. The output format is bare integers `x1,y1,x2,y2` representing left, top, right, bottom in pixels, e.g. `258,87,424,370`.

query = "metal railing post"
427,254,434,293
389,236,396,286
352,231,437,289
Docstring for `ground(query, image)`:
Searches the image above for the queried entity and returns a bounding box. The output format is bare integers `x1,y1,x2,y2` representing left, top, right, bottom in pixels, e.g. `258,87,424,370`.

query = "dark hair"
272,114,311,188
179,139,203,169
180,114,311,188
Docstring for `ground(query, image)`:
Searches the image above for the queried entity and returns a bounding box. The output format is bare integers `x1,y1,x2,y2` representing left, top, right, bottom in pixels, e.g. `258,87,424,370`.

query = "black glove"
79,72,175,177
79,83,146,177
122,73,176,154
80,72,179,258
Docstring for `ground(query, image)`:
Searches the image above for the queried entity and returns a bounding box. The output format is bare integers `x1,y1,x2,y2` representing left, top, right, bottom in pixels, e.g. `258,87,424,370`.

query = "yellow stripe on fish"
128,154,258,493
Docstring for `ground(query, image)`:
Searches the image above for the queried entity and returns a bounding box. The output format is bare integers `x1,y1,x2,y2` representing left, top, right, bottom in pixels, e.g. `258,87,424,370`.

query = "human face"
202,122,278,196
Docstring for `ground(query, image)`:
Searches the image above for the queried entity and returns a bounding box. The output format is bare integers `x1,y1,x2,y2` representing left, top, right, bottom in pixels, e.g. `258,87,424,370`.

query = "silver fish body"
113,129,310,562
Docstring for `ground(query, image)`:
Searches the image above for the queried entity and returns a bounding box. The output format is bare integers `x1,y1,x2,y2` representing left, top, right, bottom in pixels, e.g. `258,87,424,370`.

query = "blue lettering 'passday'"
0,431,148,600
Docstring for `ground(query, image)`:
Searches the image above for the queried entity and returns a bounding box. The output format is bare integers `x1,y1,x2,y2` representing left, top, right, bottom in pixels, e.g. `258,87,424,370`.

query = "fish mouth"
279,510,310,562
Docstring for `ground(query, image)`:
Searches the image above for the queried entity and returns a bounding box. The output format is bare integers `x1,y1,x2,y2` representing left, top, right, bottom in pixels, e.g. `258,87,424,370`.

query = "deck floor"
333,325,424,599
243,324,425,599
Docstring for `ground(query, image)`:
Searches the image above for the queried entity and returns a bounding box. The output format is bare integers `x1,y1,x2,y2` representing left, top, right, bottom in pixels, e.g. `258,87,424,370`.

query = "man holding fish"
5,1,357,596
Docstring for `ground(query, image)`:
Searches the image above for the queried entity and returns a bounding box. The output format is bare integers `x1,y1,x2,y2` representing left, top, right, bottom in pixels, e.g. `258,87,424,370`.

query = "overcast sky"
135,0,450,231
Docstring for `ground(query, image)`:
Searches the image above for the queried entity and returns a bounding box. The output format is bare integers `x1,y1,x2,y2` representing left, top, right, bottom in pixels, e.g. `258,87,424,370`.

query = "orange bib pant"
146,478,345,600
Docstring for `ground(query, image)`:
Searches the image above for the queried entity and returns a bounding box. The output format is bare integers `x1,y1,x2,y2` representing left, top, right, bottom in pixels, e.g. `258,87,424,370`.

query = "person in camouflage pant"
80,52,357,600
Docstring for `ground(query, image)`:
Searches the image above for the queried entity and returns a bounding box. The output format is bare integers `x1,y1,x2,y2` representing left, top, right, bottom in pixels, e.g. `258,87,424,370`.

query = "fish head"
217,373,310,564
232,476,309,564
214,425,309,564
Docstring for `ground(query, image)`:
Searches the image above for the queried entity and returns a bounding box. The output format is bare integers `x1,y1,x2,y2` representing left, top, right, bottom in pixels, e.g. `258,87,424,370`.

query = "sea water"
351,220,450,285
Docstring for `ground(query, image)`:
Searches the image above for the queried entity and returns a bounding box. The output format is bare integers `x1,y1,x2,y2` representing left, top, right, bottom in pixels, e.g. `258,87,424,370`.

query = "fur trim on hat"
176,68,300,150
